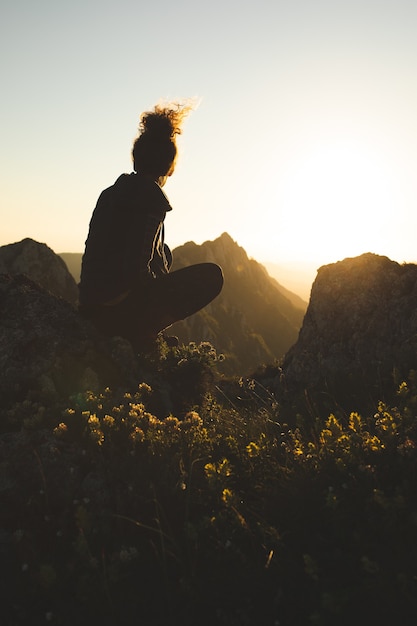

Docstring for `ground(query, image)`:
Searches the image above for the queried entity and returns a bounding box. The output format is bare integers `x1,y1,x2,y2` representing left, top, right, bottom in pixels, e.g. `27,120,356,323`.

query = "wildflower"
246,441,260,458
363,434,384,452
205,458,233,490
89,428,104,445
130,427,145,443
204,462,217,480
53,422,68,437
348,412,363,433
222,488,234,505
87,414,100,427
217,458,232,477
129,403,145,418
326,414,343,438
164,416,180,429
102,415,115,428
184,411,203,427
397,381,409,397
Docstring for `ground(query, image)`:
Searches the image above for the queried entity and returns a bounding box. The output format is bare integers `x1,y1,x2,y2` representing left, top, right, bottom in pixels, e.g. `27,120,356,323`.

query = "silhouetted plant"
2,347,417,625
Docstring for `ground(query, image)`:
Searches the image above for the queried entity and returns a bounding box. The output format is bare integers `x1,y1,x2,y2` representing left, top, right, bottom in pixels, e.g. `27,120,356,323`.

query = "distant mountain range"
60,233,307,375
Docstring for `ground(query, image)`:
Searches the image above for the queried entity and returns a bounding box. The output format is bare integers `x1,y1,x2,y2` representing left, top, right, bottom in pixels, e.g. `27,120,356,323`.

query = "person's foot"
163,334,179,347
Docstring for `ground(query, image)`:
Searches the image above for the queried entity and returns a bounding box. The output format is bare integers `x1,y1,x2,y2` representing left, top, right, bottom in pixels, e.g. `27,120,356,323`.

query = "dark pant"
82,263,223,350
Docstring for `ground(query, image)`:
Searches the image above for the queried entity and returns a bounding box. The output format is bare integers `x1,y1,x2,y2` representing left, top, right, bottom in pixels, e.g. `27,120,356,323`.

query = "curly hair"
132,102,193,177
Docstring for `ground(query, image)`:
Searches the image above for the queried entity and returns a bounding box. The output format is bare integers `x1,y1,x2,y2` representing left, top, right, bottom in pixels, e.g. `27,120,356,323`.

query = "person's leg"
124,262,223,348
145,262,224,329
81,263,223,351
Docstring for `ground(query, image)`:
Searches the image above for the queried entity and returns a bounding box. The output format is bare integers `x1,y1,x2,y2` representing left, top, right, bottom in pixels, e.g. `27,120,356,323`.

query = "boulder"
0,238,79,306
282,253,417,414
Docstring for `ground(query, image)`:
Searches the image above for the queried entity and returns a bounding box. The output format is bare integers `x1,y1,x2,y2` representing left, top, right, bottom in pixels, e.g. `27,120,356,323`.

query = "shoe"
163,334,179,347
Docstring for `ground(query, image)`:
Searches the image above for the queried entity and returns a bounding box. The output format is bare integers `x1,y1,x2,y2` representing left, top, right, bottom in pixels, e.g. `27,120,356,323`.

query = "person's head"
132,102,192,183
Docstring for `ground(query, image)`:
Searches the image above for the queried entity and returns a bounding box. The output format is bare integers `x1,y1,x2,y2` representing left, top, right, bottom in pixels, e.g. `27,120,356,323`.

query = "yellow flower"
102,415,115,428
130,427,145,443
53,423,68,437
246,441,260,458
222,488,234,505
88,414,100,426
364,435,384,452
348,412,363,433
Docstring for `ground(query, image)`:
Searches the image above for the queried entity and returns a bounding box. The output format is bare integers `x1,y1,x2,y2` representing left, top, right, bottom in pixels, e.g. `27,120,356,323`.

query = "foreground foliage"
2,343,417,625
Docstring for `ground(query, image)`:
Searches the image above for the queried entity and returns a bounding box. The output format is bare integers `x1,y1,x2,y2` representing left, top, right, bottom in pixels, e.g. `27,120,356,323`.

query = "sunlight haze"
2,0,417,297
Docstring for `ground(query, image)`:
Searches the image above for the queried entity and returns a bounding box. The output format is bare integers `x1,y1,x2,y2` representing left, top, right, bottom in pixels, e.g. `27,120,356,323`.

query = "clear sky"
2,0,417,292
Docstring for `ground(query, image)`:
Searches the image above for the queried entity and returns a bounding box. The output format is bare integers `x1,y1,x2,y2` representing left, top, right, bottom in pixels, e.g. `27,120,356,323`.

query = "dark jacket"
79,173,172,308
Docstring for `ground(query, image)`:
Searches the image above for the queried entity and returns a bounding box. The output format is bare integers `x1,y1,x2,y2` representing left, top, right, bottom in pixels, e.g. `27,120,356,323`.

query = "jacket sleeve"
124,180,172,285
138,214,164,280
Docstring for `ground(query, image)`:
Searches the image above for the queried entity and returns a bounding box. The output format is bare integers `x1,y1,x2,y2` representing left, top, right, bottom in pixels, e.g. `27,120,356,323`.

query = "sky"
2,0,417,296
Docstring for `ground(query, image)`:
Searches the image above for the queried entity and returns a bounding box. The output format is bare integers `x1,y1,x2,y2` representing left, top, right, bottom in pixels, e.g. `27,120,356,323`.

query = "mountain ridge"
169,232,306,373
59,232,308,305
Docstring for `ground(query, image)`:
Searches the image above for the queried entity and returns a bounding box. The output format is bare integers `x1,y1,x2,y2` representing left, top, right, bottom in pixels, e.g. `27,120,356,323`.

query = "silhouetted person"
78,102,223,351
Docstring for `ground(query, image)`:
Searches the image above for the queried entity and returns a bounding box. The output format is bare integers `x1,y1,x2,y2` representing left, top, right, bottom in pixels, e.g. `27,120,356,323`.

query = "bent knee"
202,262,224,295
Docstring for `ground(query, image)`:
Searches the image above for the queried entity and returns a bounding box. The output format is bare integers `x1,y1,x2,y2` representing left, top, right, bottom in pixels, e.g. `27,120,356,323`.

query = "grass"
2,342,417,625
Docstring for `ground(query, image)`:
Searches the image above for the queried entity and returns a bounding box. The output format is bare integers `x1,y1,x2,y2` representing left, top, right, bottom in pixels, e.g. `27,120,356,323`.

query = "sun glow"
273,138,396,265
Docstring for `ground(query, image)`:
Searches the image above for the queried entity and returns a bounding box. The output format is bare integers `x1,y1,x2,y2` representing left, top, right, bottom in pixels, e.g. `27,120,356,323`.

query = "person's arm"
137,214,164,281
124,178,172,286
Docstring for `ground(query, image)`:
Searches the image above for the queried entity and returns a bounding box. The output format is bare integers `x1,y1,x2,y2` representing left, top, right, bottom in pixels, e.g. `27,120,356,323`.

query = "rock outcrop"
0,273,140,424
3,240,417,425
0,238,79,306
281,253,417,414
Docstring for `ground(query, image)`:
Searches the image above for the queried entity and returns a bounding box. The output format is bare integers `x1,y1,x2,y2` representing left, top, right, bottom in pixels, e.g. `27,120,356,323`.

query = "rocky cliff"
281,252,417,415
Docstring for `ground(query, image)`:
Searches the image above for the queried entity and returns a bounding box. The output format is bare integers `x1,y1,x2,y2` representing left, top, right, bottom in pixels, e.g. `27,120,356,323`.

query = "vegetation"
2,341,417,625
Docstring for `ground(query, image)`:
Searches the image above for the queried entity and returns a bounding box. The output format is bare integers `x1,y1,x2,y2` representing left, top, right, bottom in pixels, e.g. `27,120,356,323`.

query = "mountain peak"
170,236,306,374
